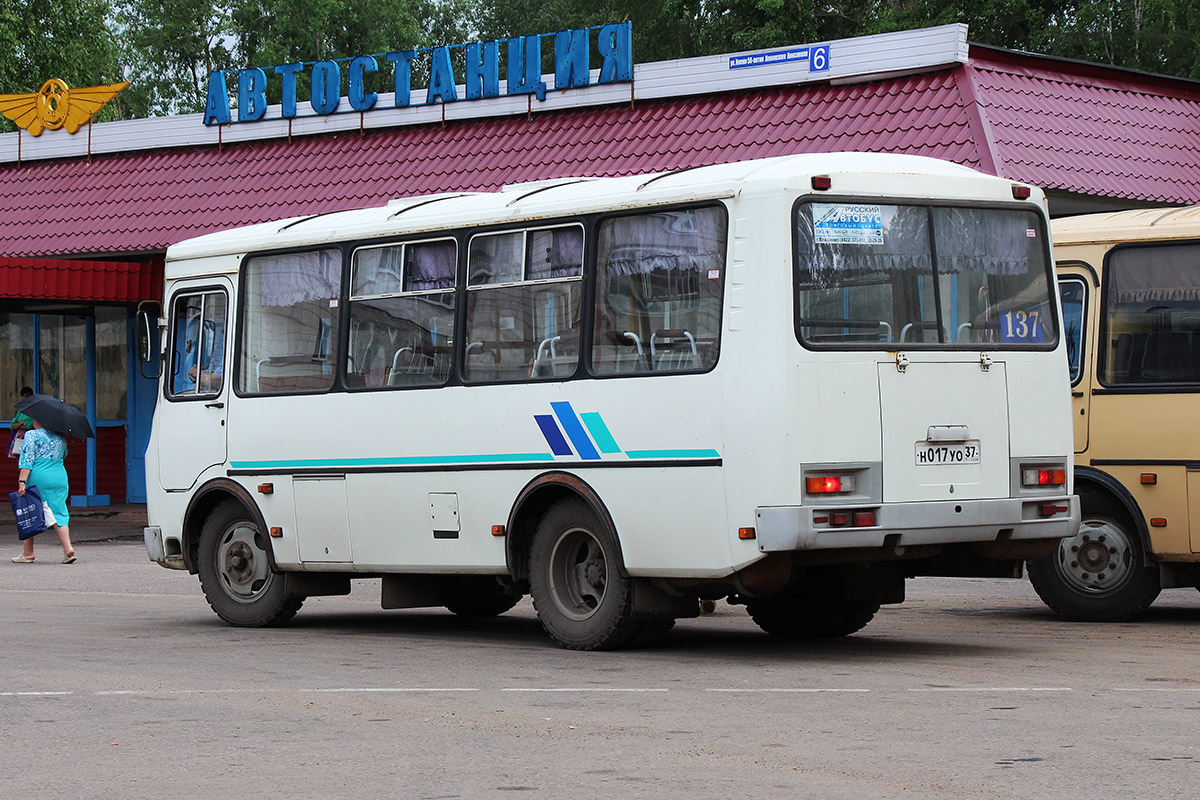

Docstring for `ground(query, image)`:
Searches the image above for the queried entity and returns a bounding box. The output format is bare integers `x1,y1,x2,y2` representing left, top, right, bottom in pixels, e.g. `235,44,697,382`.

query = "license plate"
915,441,980,465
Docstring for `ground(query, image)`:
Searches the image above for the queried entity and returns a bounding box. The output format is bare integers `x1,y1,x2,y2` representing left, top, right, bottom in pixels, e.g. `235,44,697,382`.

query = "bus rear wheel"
746,574,879,638
197,502,303,627
1027,489,1160,622
529,499,665,650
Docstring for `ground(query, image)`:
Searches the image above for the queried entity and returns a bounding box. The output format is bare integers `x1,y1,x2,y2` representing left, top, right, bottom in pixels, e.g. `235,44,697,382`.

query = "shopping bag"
8,484,46,540
6,432,22,458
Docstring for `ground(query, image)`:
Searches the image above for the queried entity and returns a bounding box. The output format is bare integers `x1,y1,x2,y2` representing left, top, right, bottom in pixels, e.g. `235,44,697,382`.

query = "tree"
116,0,236,116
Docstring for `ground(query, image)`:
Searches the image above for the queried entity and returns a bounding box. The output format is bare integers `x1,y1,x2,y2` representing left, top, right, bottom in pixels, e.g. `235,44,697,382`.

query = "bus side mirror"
136,303,163,380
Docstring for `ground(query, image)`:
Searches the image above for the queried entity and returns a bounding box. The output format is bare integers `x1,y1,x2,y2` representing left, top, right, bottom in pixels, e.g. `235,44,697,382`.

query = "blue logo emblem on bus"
534,402,619,460
534,402,720,461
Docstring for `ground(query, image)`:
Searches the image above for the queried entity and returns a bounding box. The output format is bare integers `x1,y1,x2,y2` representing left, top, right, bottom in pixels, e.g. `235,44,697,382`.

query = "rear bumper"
754,495,1080,553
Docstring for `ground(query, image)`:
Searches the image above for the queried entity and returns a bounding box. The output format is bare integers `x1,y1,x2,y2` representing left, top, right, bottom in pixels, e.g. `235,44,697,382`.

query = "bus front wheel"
529,499,665,650
1027,489,1160,622
197,502,303,627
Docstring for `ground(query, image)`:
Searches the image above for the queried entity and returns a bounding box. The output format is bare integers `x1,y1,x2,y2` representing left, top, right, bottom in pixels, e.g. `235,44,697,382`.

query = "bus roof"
165,152,1036,264
1052,204,1200,245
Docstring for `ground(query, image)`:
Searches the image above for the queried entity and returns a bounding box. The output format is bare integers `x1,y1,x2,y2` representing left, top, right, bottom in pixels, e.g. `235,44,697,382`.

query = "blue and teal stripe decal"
229,401,720,471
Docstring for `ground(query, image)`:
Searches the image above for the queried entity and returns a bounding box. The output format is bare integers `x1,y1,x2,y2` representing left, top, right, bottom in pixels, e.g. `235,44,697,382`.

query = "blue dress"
18,428,69,528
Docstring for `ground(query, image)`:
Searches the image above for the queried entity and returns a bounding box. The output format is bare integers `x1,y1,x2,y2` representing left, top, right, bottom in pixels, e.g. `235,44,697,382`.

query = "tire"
746,573,879,638
1027,489,1160,622
197,502,303,627
444,577,522,617
528,498,663,650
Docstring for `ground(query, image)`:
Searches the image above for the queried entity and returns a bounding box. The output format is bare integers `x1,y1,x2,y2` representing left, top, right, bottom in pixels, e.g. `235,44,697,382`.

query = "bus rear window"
794,203,1057,349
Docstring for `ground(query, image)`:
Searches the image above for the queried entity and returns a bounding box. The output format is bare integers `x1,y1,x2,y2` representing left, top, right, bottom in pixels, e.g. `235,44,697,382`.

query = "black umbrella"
15,394,95,440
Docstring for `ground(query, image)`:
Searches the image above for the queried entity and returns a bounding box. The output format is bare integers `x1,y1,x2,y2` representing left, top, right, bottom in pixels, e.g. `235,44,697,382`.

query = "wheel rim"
1052,517,1137,595
215,522,273,603
547,526,607,621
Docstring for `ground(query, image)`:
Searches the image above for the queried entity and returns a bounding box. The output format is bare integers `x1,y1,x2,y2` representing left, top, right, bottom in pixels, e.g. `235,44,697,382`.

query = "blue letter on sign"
237,68,268,122
465,41,499,99
387,51,416,107
597,22,633,83
507,35,546,100
427,46,458,104
204,71,231,126
274,63,303,118
311,60,342,115
348,55,379,111
554,28,589,89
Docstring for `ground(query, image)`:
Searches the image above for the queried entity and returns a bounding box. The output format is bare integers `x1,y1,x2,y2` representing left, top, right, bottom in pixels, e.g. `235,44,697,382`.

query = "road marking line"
1112,688,1200,692
0,691,73,696
910,687,1073,692
706,688,870,693
502,688,669,693
304,688,480,693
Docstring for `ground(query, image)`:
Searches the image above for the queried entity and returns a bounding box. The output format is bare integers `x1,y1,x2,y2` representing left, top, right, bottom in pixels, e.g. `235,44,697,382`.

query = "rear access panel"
878,360,1010,503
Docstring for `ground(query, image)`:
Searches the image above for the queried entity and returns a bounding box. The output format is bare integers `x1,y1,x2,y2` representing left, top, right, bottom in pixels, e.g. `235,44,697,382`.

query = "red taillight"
811,175,832,191
806,475,855,494
1039,504,1068,517
1023,468,1066,487
1012,184,1031,199
852,511,876,527
829,512,852,527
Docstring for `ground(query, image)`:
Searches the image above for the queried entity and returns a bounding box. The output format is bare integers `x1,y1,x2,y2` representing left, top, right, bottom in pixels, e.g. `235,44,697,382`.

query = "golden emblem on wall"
0,78,131,136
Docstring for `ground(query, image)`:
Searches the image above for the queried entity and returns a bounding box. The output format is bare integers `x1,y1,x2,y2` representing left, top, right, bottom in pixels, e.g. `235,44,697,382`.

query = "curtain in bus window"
1109,244,1200,303
592,207,726,375
932,208,1033,275
258,249,340,306
405,240,457,291
527,227,584,280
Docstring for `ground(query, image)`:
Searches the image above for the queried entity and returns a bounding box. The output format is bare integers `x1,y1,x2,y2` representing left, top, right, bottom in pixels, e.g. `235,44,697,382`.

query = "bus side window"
464,225,583,383
346,239,456,389
1101,243,1200,385
1057,276,1087,384
167,290,227,398
239,248,341,395
591,207,727,376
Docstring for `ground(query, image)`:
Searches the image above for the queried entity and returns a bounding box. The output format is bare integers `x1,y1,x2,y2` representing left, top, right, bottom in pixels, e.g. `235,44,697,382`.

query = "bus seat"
651,329,699,372
256,356,332,392
1142,331,1194,381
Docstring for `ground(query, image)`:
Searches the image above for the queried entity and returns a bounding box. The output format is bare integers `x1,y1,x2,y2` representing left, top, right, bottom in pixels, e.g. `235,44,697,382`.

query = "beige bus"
1028,207,1200,620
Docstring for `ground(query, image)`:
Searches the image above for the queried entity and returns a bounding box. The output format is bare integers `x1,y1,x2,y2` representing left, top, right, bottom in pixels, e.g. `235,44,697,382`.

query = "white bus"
141,153,1079,650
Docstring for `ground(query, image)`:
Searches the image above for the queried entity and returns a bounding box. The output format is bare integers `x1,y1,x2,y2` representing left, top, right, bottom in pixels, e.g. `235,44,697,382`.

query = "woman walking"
12,419,75,564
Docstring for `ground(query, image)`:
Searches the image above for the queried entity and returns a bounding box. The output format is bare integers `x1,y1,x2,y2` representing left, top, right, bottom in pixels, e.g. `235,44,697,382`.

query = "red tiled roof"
2,46,1200,262
969,48,1200,205
0,71,978,259
0,256,162,302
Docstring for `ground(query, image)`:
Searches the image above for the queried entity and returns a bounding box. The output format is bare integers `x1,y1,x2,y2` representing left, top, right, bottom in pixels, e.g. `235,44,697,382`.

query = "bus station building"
1,23,1199,504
